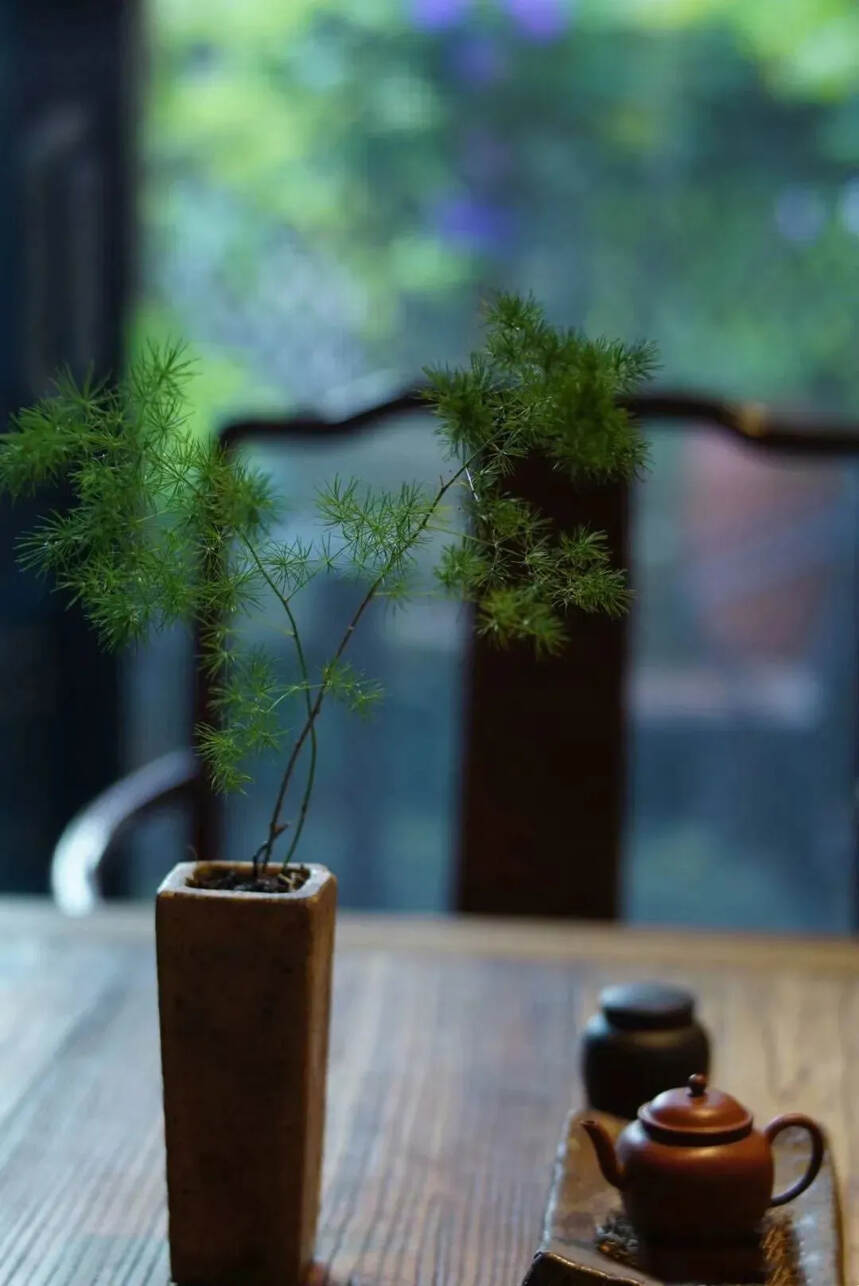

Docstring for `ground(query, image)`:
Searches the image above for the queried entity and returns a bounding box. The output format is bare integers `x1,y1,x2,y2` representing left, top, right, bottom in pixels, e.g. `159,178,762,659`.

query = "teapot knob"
687,1073,708,1098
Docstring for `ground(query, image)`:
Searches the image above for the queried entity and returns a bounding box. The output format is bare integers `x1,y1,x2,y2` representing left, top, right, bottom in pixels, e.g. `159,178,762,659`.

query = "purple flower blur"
410,0,469,31
448,35,508,86
434,194,515,251
505,0,566,42
462,128,512,183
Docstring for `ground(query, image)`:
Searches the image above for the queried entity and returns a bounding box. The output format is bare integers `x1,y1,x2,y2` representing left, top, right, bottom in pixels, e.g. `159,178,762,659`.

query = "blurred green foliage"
143,0,859,420
134,0,859,925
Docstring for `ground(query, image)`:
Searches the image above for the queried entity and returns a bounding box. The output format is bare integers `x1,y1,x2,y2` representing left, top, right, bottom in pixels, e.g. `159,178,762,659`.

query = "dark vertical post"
456,465,629,919
0,0,137,890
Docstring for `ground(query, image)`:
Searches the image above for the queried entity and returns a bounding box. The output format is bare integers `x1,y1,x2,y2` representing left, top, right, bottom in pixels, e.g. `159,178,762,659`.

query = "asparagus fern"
0,295,654,879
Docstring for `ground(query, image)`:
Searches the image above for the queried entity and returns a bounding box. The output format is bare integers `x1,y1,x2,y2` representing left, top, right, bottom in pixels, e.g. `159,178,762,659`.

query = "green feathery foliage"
0,295,654,877
424,293,654,653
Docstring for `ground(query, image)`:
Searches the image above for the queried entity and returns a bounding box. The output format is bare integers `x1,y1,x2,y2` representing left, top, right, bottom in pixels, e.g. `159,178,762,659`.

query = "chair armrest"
51,749,199,915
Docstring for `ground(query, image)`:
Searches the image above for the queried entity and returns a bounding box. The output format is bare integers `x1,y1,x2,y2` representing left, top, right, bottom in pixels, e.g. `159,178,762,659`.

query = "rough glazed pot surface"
157,860,337,1286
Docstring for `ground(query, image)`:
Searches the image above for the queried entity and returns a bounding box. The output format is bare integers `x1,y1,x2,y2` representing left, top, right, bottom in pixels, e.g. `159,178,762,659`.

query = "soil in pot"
186,862,311,895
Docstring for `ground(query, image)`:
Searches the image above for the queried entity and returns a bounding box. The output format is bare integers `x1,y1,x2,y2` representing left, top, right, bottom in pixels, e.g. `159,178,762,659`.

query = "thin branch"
237,533,318,878
152,443,316,880
279,728,316,869
266,450,479,872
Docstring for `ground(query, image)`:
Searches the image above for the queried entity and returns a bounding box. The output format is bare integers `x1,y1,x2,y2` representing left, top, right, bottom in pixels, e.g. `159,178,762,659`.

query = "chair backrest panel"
188,389,859,919
458,460,628,918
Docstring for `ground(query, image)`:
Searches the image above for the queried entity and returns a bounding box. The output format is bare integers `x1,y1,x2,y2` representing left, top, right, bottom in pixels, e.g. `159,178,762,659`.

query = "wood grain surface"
0,901,857,1286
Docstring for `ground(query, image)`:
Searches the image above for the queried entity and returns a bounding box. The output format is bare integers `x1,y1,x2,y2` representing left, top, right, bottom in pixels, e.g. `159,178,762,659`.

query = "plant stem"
156,439,320,880
238,535,318,879
279,728,316,868
265,453,477,871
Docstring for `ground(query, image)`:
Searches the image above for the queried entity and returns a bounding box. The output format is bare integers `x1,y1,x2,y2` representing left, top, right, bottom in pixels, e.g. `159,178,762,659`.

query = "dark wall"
0,0,136,891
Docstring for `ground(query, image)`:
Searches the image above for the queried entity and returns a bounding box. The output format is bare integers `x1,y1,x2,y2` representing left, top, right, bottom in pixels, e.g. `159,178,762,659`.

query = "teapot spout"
581,1119,627,1191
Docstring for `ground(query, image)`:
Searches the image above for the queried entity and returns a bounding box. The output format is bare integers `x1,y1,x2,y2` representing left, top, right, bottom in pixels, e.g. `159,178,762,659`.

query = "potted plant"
0,294,653,1286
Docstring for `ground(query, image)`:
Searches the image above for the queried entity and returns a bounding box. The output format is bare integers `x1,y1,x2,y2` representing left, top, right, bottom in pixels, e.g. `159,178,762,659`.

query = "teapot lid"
639,1074,753,1145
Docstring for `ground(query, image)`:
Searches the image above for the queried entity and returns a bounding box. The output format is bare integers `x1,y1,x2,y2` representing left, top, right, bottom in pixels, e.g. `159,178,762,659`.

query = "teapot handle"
764,1114,825,1207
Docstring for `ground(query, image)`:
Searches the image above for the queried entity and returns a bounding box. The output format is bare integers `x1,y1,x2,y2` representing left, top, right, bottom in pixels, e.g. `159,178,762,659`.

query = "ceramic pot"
582,981,710,1118
156,861,337,1286
582,1074,825,1244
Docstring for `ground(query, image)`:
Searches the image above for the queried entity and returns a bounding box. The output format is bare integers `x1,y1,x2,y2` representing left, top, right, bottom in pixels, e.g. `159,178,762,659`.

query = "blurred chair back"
52,388,859,920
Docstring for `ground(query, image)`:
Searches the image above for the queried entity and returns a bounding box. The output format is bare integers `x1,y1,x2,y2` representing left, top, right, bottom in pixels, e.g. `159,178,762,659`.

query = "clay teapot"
581,1074,825,1242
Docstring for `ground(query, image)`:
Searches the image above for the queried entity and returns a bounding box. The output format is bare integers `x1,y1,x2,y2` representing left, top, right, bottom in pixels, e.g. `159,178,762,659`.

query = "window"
131,0,859,927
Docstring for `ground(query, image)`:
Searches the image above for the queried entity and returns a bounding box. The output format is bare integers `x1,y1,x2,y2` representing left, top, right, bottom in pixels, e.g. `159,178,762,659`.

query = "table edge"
2,898,858,973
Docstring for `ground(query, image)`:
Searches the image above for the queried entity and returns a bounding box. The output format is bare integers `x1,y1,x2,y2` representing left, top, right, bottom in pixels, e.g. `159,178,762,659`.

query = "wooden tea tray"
522,1110,845,1286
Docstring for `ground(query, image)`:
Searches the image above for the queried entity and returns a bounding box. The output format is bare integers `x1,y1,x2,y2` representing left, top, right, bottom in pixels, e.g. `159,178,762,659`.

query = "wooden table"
0,901,857,1286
